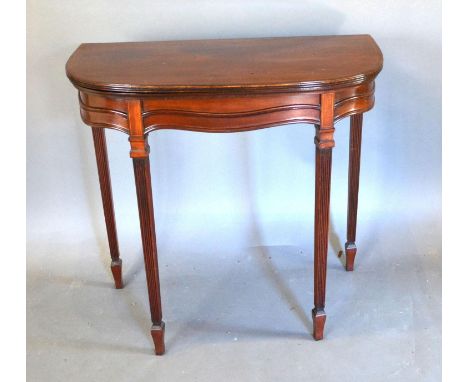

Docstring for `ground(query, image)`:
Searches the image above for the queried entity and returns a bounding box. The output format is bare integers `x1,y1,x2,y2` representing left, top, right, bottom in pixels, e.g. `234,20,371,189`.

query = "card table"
66,35,383,355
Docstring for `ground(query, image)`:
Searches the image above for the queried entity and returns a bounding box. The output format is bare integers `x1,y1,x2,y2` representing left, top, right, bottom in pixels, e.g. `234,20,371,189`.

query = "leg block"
151,322,166,356
111,259,123,289
345,242,357,272
312,308,327,340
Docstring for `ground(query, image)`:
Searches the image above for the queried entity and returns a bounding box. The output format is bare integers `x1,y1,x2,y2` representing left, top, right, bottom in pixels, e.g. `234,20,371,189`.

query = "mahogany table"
66,35,383,355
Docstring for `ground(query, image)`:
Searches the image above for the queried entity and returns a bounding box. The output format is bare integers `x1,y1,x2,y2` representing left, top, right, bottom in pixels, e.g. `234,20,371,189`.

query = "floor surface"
27,213,441,381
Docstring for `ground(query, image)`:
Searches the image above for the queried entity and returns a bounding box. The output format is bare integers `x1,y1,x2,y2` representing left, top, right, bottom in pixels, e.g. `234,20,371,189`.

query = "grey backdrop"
27,1,441,381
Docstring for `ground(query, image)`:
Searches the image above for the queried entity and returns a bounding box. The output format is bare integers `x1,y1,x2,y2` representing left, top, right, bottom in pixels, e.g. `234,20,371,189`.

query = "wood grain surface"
66,35,383,94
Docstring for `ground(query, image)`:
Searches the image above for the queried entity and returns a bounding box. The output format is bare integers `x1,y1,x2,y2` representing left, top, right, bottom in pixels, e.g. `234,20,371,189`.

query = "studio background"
27,1,441,381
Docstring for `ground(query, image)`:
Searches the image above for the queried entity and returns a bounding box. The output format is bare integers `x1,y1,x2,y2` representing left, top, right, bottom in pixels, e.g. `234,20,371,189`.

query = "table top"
66,35,383,95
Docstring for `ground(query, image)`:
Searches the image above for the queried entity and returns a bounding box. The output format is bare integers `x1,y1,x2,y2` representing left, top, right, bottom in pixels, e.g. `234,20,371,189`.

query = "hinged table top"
66,35,383,95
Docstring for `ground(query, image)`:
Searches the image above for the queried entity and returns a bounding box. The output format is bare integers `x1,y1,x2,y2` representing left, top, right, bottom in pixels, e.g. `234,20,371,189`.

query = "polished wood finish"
151,322,165,356
91,127,123,289
132,154,165,355
66,35,382,95
312,93,335,340
128,102,165,355
128,100,150,158
345,114,363,271
66,35,383,355
76,82,375,135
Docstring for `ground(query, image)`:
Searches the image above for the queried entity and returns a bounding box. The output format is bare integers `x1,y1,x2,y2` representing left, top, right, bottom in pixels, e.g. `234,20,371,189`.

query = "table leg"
91,127,123,289
312,147,333,340
132,155,165,355
127,100,165,355
312,93,335,340
345,113,363,271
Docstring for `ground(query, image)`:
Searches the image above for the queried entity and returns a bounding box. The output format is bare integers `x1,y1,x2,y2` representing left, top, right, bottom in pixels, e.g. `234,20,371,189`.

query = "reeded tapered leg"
345,114,363,271
133,157,165,355
91,127,123,289
312,93,335,340
128,100,165,355
312,147,333,340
